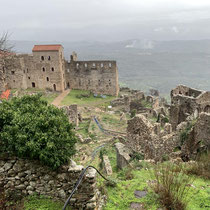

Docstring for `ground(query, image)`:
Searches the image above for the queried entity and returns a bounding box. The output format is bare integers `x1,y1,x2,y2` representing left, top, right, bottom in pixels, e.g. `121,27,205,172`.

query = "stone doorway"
32,82,36,88
53,84,56,91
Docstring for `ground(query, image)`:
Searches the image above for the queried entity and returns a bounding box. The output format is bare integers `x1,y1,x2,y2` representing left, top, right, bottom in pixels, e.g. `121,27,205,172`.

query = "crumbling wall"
170,95,197,130
65,58,119,96
171,85,202,98
127,115,153,153
169,85,210,130
0,57,6,92
111,91,145,112
62,104,79,126
3,55,25,90
127,114,178,161
0,156,99,209
180,112,210,160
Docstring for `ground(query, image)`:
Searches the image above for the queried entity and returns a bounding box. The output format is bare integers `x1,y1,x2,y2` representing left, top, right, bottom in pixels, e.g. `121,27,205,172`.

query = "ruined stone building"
170,85,210,130
0,45,119,96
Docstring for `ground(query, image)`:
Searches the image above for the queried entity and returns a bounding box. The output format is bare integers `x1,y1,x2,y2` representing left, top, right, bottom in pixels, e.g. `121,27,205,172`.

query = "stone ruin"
0,155,99,209
170,85,210,130
126,114,177,161
62,104,81,126
124,85,210,162
111,89,145,112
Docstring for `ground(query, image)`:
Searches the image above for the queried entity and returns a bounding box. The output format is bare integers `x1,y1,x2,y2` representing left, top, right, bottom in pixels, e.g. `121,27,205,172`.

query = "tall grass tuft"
150,162,193,210
185,152,210,179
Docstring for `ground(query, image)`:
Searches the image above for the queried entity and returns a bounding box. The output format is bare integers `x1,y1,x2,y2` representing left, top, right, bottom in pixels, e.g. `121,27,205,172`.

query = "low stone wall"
0,155,99,209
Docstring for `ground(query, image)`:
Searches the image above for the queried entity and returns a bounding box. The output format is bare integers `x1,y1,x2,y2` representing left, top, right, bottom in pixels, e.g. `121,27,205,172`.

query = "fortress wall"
65,60,119,96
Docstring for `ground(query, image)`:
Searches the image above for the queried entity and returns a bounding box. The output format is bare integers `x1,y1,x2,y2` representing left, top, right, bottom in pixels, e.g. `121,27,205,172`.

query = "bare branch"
0,32,14,53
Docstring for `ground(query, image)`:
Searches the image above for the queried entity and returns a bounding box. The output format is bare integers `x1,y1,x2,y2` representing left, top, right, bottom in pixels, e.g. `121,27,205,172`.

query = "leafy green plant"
150,162,194,210
161,154,169,161
130,109,137,118
130,151,144,161
0,94,77,169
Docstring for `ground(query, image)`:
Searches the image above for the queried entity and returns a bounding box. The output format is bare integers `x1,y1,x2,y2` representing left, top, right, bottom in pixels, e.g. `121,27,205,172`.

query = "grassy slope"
100,145,210,210
60,89,115,106
23,194,72,210
104,168,210,210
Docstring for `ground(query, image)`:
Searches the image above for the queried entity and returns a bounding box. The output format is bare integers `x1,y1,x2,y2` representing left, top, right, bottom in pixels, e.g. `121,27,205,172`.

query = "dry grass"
150,162,194,210
185,152,210,179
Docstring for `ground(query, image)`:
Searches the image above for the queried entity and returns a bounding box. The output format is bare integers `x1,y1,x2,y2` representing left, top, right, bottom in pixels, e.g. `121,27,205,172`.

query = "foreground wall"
0,156,99,209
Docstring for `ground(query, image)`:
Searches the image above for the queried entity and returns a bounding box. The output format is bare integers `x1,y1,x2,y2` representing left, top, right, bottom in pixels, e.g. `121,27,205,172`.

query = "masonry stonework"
170,85,210,130
0,45,119,96
0,156,99,209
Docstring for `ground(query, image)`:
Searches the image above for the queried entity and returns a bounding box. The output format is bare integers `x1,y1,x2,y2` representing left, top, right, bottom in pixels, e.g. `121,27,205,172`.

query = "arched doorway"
53,84,56,91
67,82,70,89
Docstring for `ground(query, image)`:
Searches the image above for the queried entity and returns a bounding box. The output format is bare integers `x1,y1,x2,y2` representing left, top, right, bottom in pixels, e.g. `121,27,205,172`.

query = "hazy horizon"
1,0,210,42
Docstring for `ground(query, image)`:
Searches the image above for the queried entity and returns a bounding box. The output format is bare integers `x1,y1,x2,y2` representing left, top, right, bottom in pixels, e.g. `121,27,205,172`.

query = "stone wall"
0,57,5,92
170,85,210,130
2,46,119,96
0,156,99,209
65,56,119,96
126,114,178,161
111,91,145,111
19,49,65,92
62,104,79,126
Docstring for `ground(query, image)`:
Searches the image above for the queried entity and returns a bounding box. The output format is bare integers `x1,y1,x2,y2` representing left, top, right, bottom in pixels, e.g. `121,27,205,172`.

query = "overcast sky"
1,0,210,42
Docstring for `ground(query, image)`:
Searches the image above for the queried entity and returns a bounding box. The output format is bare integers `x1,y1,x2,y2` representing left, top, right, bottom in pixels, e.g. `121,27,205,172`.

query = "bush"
0,94,77,169
130,109,137,118
150,162,193,210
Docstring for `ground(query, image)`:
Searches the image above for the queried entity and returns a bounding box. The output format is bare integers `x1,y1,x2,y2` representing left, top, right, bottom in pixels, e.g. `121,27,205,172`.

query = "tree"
0,94,77,169
0,32,13,52
0,32,14,92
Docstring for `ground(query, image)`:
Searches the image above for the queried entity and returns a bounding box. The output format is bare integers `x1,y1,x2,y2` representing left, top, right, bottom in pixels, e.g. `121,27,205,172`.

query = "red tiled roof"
32,45,62,52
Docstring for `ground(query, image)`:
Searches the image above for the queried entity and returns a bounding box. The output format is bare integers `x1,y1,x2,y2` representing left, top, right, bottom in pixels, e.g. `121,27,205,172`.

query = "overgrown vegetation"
185,152,210,179
130,109,137,118
150,162,194,210
180,120,196,146
0,94,77,169
141,99,152,108
24,194,72,210
61,89,115,106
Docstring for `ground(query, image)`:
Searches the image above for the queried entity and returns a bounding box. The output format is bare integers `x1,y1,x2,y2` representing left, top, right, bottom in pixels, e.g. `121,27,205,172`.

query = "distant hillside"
12,39,210,96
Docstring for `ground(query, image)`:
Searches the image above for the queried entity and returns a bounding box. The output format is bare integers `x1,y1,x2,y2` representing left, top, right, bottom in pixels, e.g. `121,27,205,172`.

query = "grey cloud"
1,0,210,41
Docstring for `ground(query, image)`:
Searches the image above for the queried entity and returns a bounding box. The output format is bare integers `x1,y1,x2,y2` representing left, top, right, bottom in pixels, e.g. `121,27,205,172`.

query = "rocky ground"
1,86,210,209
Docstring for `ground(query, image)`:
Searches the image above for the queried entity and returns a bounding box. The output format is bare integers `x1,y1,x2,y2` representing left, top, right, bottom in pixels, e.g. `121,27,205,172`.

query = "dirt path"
51,89,70,107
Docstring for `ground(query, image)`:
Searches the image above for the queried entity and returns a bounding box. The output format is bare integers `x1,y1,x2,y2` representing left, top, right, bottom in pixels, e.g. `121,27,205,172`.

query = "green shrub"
130,151,144,161
130,109,137,118
151,162,193,210
0,94,77,170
